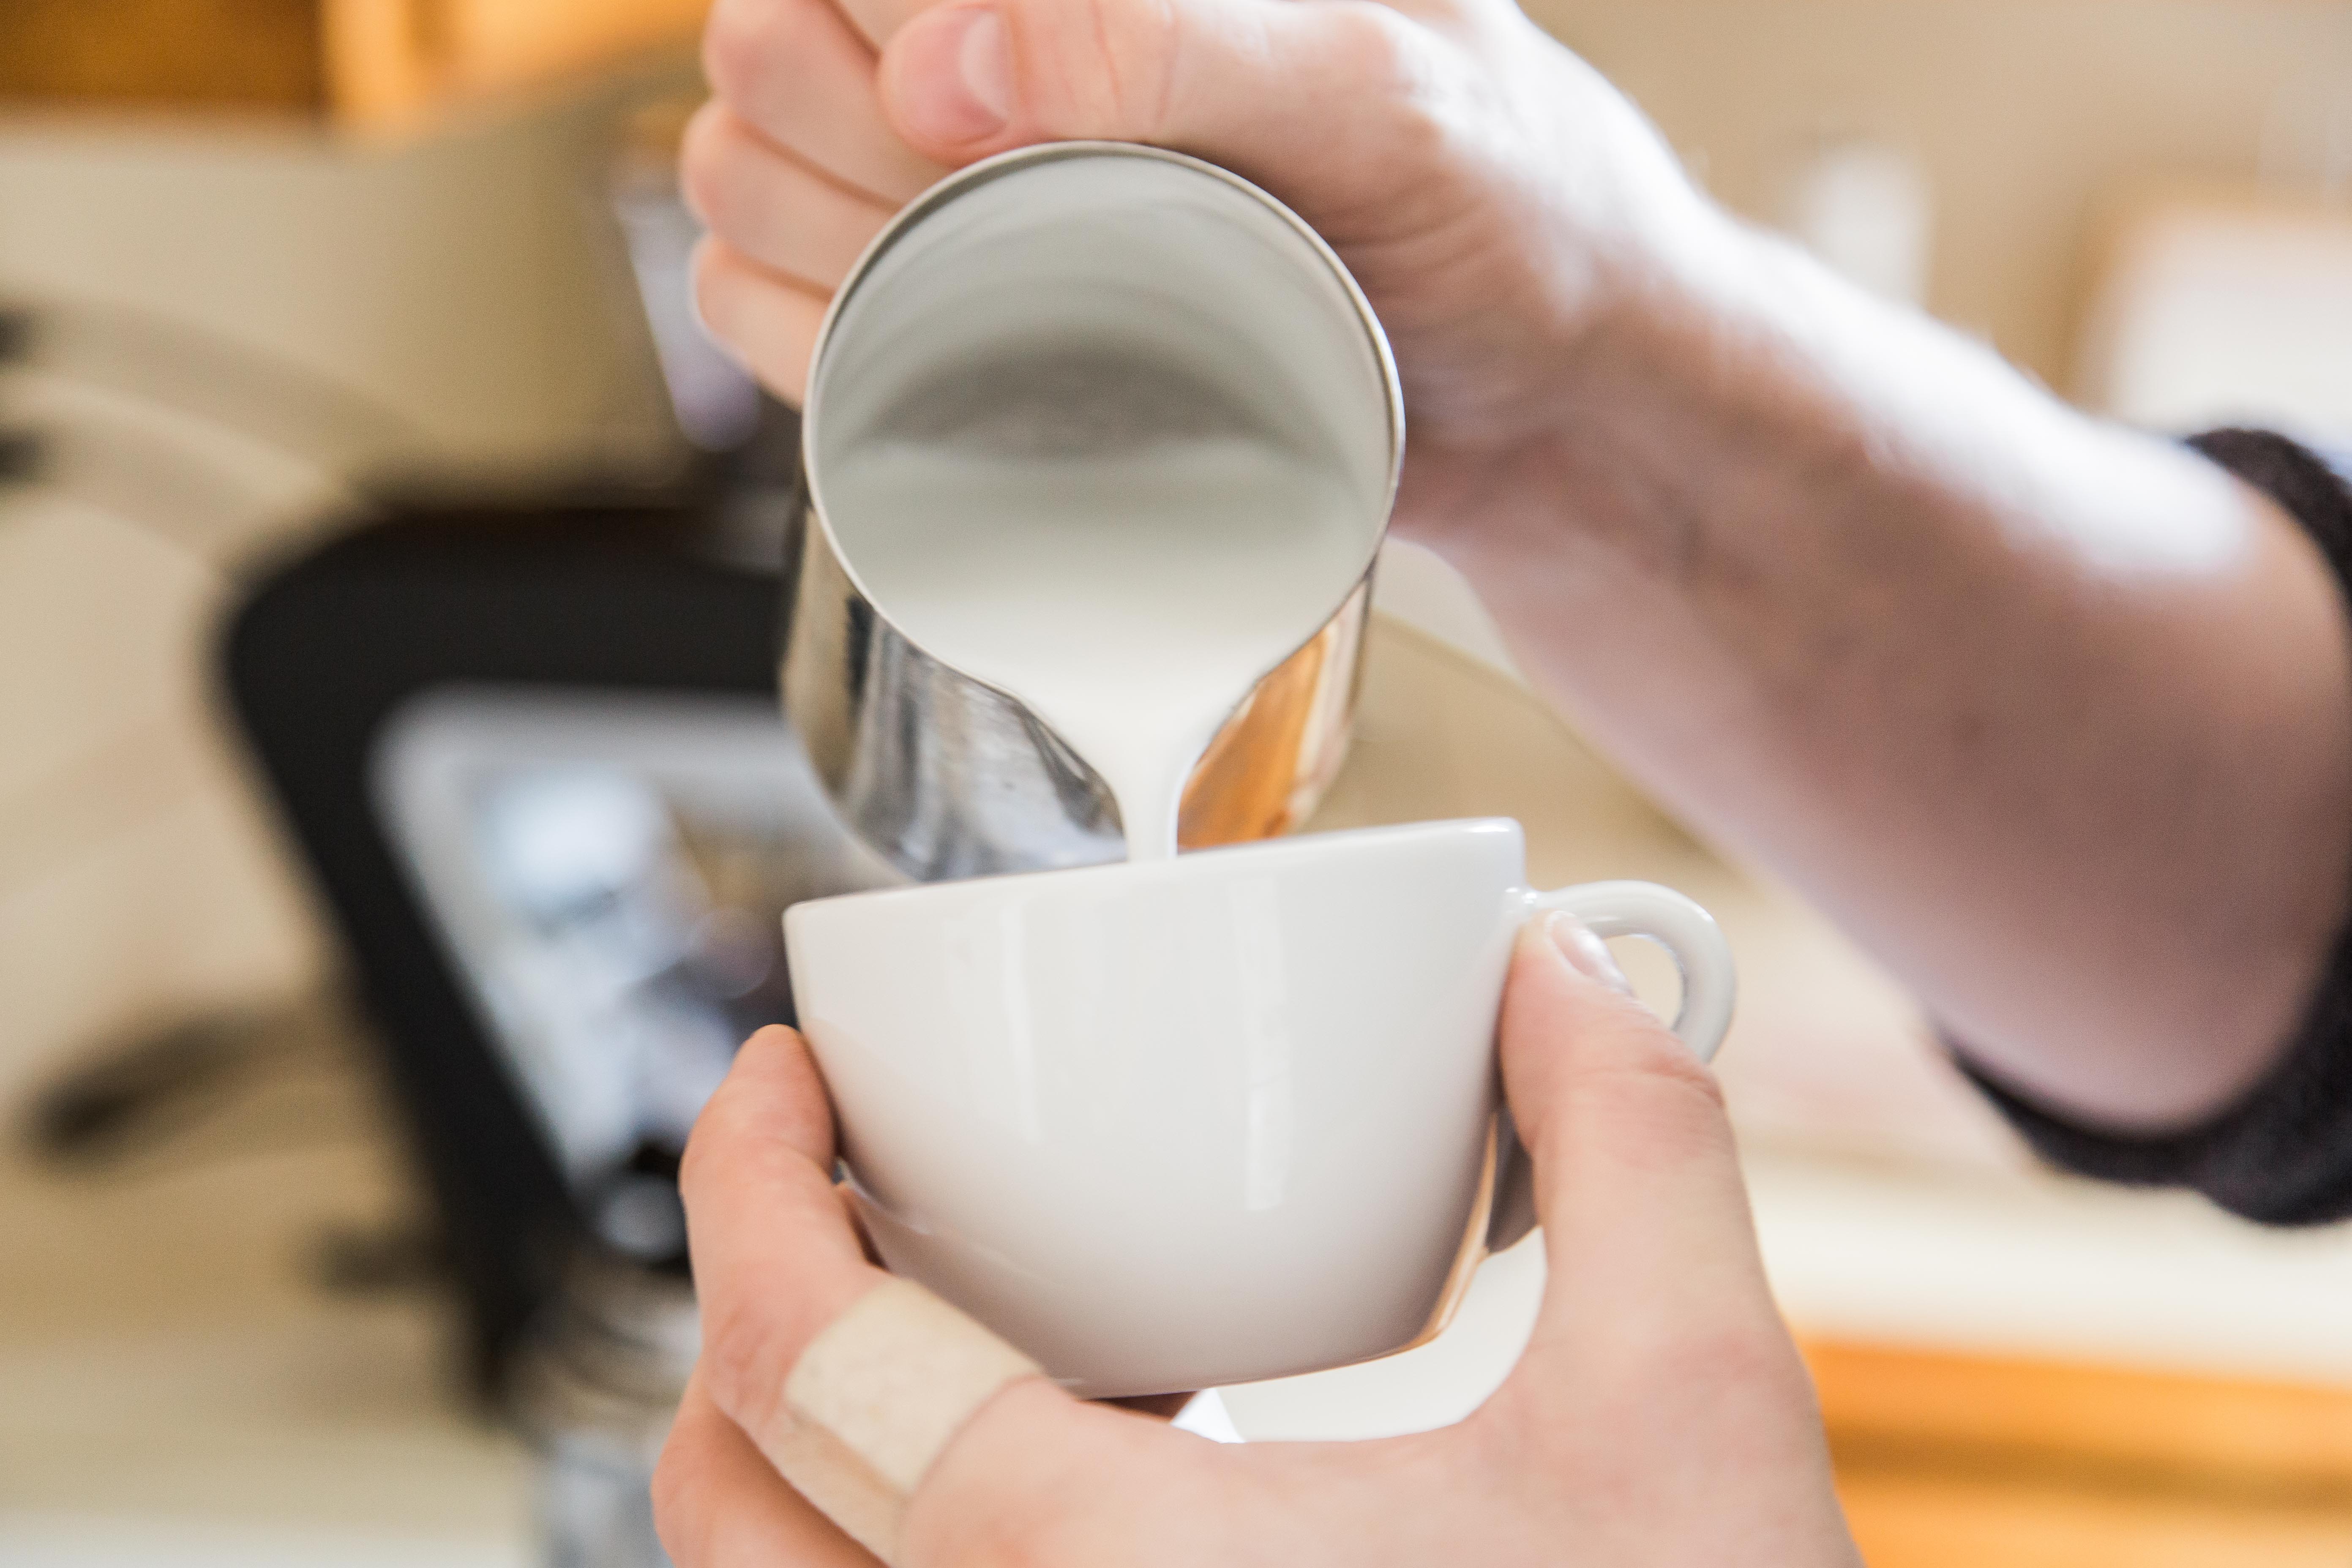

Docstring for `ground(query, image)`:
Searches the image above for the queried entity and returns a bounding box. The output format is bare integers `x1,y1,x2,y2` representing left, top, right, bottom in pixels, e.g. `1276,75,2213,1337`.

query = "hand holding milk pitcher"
773,145,1733,1395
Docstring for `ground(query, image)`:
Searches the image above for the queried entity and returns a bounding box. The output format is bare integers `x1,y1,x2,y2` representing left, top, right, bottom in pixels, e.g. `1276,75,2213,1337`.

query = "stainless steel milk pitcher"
779,142,1403,882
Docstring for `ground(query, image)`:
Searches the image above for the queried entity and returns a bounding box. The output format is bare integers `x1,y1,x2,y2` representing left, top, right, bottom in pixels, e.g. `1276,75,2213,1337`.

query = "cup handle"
1486,881,1738,1253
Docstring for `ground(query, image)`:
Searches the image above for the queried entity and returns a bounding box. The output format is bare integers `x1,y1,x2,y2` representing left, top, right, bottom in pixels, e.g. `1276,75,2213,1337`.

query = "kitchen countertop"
0,1078,534,1565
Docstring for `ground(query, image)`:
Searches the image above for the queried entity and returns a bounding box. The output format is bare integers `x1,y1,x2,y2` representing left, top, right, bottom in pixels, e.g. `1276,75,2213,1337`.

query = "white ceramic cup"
782,818,1735,1398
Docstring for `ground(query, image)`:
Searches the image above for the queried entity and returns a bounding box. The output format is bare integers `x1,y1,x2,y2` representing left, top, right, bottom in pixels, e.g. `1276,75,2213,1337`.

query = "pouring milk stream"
803,147,1400,862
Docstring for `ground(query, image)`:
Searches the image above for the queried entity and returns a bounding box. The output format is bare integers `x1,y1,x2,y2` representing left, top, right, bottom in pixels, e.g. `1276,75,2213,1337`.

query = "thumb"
1499,914,1785,1369
875,0,1458,214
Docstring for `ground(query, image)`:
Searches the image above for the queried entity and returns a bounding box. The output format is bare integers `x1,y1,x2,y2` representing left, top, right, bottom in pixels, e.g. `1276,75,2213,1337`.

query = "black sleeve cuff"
1954,428,2352,1226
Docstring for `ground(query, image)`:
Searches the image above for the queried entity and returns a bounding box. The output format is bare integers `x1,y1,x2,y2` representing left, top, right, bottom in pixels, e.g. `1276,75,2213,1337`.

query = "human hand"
654,914,1858,1566
682,0,1730,547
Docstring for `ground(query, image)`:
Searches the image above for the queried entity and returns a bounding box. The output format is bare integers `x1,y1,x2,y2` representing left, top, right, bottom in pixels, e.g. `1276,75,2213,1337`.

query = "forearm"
1423,223,2352,1130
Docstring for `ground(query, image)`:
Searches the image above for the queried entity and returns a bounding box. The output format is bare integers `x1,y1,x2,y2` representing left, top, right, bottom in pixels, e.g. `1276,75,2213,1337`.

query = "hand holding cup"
657,901,1856,1566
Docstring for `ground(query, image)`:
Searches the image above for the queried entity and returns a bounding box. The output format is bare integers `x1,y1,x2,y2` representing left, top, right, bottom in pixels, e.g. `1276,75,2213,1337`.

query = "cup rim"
786,817,1523,932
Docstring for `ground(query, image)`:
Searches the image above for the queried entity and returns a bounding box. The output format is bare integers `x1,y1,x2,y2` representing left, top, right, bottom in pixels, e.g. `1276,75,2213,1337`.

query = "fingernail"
1545,912,1634,995
899,6,1014,146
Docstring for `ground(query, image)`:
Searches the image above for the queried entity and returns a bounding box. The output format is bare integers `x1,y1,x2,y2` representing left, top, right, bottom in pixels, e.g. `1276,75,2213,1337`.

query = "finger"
693,240,830,406
653,1369,884,1568
682,104,895,293
1496,916,1784,1358
874,0,1489,221
1481,925,1844,1546
704,0,949,202
680,1025,888,1450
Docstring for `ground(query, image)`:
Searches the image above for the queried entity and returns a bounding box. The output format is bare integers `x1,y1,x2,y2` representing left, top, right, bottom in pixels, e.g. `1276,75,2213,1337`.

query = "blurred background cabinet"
0,0,712,127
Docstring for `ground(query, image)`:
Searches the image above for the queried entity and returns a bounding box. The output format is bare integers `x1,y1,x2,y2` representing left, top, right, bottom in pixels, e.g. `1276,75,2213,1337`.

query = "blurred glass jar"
510,1249,700,1568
